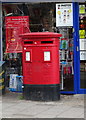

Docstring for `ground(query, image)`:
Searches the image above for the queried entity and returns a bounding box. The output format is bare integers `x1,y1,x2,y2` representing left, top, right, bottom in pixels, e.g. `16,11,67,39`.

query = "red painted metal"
5,16,30,53
21,32,62,85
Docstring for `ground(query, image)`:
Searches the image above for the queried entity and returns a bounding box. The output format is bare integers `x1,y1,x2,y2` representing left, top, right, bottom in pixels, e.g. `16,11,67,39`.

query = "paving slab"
57,107,84,118
1,91,85,118
34,105,71,118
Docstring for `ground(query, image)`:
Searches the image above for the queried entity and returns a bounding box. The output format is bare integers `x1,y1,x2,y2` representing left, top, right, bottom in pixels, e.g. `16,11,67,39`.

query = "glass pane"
79,3,86,89
58,27,74,91
80,62,86,89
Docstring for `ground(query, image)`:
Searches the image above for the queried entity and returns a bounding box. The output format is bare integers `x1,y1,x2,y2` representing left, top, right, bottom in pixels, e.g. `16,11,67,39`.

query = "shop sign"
56,3,73,27
80,51,86,60
80,39,86,50
5,16,29,53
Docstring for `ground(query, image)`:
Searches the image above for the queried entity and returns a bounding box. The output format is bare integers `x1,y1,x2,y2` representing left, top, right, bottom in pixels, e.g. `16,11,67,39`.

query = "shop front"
0,1,86,94
57,2,86,94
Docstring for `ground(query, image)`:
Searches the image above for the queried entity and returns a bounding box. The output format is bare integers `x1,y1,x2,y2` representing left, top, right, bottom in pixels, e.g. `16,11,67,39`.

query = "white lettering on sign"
44,51,50,61
26,52,30,61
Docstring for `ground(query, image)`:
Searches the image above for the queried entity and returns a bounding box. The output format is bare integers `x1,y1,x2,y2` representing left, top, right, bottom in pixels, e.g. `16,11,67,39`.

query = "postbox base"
23,84,60,101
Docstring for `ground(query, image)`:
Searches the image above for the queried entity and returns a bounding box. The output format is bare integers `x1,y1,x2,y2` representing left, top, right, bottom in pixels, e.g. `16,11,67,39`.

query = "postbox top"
20,32,62,38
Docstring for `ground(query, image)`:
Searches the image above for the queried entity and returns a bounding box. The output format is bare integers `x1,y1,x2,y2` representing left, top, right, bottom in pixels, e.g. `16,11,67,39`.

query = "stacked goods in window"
79,4,86,39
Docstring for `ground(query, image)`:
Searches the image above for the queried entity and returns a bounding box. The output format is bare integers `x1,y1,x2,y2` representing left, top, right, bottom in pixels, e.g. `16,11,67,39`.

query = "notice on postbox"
26,52,30,61
5,16,29,53
44,51,50,61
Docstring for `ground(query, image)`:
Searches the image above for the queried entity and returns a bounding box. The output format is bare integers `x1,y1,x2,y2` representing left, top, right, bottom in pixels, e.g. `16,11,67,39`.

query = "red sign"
5,16,30,53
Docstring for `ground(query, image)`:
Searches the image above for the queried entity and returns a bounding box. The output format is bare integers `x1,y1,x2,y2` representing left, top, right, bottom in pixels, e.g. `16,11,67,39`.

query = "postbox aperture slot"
24,41,33,44
44,51,51,61
41,41,53,44
26,52,31,61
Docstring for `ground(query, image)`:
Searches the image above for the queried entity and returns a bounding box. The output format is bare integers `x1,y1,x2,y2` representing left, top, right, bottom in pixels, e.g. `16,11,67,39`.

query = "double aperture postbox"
21,32,62,101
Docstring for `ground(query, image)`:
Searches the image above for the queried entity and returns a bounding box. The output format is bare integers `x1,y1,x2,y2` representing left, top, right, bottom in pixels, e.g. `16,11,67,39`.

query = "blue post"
73,2,80,94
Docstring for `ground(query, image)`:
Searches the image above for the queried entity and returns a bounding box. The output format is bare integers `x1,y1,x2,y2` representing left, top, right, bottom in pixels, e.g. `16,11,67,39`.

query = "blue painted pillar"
73,2,80,93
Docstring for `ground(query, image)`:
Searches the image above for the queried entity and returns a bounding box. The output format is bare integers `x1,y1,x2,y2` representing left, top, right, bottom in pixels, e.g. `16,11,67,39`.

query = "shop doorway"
78,2,86,94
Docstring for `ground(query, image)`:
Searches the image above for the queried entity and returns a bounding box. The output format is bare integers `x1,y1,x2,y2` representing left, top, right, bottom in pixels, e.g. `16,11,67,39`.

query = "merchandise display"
79,3,86,89
59,28,74,91
79,5,85,14
60,38,68,50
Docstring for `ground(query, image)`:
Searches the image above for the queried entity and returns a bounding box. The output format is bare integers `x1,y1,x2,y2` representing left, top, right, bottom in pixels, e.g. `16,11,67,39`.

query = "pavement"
0,90,85,119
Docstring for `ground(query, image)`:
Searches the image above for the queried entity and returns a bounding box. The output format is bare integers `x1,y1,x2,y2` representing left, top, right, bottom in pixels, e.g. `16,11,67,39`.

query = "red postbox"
21,32,62,101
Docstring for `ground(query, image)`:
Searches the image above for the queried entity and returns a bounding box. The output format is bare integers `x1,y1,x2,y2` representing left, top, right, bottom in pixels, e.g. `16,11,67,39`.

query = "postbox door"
23,45,59,85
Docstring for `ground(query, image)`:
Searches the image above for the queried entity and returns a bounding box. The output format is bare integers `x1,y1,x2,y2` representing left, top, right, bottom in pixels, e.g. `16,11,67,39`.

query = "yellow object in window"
79,30,85,35
80,36,85,39
79,5,85,14
79,30,85,39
